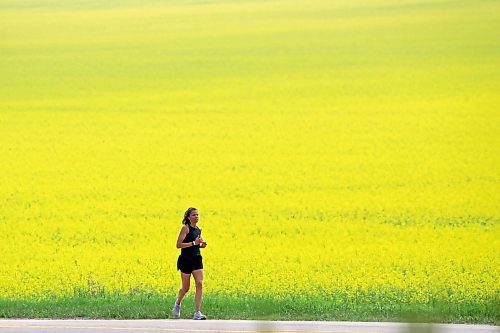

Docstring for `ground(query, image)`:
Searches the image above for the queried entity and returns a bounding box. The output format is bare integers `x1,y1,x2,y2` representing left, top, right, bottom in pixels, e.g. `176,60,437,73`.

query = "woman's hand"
193,235,207,247
198,236,207,248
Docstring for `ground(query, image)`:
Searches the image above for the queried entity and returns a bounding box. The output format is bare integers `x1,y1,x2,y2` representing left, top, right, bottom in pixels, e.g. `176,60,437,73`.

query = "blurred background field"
0,0,499,323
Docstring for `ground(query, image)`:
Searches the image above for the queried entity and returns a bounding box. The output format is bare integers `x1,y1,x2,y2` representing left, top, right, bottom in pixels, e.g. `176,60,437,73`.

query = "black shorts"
177,255,203,274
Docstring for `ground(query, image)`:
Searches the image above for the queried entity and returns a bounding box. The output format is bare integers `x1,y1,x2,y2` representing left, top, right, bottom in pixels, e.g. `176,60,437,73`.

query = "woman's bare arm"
176,225,194,248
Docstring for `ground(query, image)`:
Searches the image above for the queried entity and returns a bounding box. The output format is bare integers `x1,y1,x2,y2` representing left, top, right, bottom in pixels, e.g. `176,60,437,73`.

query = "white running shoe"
172,300,181,318
193,311,207,320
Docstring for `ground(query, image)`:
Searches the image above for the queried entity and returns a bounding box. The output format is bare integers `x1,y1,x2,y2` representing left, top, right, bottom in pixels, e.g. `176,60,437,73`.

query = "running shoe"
172,300,181,318
193,311,207,320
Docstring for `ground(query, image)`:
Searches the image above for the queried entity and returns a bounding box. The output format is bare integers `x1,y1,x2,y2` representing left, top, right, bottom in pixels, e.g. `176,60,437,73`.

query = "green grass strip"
0,292,498,324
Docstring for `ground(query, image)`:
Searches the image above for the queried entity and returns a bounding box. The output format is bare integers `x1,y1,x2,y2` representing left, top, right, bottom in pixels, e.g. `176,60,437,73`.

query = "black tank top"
181,224,201,257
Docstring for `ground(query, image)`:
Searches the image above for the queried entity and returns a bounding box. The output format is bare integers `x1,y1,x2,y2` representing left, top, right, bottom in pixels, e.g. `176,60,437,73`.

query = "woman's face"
188,209,199,224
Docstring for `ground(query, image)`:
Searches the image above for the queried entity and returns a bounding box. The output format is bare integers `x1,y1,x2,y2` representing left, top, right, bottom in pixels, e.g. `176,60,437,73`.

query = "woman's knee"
181,285,190,293
195,280,203,290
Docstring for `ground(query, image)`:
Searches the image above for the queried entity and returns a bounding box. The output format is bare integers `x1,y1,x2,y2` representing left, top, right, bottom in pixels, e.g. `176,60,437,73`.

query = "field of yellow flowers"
0,0,499,322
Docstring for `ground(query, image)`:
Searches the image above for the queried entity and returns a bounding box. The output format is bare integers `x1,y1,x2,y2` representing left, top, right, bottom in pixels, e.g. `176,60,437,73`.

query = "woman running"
172,207,207,320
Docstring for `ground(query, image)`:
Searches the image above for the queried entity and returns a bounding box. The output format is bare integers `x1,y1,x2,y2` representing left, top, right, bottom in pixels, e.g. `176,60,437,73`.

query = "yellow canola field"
0,0,499,303
0,109,497,302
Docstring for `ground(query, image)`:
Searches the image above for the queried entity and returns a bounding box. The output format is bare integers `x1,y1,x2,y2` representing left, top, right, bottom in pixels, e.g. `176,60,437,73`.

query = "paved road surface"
0,320,497,333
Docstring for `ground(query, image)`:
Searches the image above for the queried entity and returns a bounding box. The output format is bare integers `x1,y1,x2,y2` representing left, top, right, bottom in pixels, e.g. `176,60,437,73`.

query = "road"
0,320,497,333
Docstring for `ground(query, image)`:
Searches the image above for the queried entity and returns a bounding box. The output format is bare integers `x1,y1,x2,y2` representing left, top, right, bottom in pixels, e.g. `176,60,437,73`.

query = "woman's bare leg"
192,269,204,312
176,272,191,304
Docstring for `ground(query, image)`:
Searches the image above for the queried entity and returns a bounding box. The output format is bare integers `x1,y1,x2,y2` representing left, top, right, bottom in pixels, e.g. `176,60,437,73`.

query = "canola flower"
0,0,498,308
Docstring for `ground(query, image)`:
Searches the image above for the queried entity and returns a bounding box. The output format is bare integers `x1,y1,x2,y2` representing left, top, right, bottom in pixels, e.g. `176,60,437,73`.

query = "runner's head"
182,207,199,225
